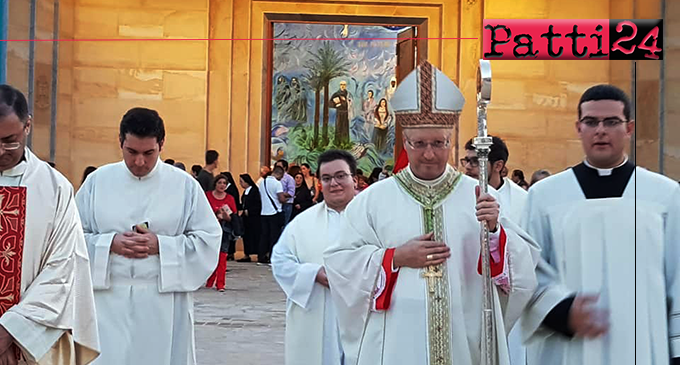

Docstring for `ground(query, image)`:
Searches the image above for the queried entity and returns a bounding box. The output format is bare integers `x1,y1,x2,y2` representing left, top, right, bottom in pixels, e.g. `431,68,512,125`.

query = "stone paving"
194,260,286,365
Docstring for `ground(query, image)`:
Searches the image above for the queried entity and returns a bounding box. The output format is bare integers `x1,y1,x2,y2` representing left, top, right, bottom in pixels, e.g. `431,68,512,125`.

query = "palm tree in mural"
308,42,351,147
304,69,324,149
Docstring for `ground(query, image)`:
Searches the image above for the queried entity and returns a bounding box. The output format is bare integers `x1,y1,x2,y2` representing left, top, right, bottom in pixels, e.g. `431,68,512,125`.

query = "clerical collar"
125,158,162,180
0,150,28,177
244,186,252,194
406,164,451,188
572,157,635,199
583,157,628,176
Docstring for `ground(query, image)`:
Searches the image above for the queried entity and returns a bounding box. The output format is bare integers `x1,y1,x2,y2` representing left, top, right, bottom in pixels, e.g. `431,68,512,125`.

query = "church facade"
2,0,676,185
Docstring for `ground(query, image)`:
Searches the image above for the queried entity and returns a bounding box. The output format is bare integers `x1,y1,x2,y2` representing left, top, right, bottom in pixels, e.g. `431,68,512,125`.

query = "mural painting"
270,23,401,173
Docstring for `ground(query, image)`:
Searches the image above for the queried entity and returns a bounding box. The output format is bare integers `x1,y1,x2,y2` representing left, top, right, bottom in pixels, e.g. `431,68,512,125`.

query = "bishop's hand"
568,295,609,338
392,233,451,269
475,185,499,232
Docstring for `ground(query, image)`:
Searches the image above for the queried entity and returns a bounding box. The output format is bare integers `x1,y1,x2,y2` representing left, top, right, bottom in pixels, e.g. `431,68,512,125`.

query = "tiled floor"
195,260,286,365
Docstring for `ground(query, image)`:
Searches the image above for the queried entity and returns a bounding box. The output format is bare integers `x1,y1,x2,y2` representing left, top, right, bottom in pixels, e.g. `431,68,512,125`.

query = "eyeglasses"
405,139,450,150
579,117,627,128
460,157,479,167
0,142,21,152
320,172,352,184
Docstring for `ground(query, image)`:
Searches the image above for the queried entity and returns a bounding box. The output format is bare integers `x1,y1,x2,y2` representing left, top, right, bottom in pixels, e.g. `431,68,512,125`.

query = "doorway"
263,14,427,174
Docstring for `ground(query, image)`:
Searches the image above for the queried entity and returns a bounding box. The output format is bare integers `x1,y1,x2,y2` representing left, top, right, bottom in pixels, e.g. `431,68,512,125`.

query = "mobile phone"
132,222,149,233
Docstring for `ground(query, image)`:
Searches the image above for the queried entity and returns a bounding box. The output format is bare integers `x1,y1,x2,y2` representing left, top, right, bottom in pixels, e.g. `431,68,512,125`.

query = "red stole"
0,186,27,360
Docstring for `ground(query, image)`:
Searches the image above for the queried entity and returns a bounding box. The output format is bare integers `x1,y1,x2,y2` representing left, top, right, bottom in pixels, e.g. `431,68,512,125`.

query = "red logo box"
482,19,663,60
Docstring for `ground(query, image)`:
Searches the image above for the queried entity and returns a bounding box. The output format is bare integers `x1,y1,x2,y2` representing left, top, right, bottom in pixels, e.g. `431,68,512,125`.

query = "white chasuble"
271,202,344,365
521,167,680,365
0,149,99,365
75,160,221,365
324,166,539,365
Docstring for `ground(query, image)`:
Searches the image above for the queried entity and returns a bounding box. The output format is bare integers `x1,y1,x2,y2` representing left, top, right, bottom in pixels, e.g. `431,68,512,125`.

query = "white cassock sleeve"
271,226,322,310
75,178,116,290
520,188,575,341
665,186,680,357
3,184,99,362
155,184,221,293
323,198,386,365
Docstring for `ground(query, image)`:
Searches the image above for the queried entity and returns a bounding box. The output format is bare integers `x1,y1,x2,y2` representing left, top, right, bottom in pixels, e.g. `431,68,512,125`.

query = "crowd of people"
0,59,677,365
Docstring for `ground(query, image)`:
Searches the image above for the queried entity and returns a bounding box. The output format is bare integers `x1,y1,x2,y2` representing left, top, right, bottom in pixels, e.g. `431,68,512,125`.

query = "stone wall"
67,0,209,186
665,0,680,180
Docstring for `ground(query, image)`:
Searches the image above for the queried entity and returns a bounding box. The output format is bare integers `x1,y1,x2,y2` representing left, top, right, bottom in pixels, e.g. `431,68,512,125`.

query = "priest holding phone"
75,108,221,365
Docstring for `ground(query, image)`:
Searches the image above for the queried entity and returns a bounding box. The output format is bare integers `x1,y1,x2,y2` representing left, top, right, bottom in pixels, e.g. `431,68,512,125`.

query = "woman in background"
292,172,314,220
300,163,320,203
221,171,242,260
237,174,261,263
205,174,237,291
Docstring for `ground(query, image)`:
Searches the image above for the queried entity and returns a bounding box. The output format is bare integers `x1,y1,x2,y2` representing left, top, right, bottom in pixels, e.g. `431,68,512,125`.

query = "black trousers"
259,213,284,262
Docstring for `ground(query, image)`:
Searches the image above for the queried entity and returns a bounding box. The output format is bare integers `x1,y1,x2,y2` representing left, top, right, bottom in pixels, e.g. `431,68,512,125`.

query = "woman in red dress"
205,174,237,291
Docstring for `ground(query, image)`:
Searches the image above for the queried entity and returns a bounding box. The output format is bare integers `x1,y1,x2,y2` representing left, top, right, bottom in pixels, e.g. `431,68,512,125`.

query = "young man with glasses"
324,61,539,365
521,84,680,365
0,84,100,364
463,135,528,365
271,150,356,365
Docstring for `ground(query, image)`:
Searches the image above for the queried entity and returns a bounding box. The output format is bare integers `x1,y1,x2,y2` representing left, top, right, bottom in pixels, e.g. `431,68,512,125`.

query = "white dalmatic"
324,166,539,365
75,160,221,365
521,167,680,365
496,177,528,365
271,202,344,365
0,149,99,365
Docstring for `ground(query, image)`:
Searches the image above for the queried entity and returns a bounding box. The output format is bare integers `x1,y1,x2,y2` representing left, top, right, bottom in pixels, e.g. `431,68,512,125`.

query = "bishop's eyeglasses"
405,138,450,150
579,117,627,128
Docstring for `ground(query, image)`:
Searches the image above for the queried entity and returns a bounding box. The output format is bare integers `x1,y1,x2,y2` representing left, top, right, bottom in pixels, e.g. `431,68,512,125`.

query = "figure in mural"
289,77,308,123
372,98,392,154
363,89,377,135
331,80,351,146
275,76,292,124
386,76,397,101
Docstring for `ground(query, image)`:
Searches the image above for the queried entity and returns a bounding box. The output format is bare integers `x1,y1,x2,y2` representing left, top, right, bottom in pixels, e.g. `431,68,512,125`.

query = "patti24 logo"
483,19,663,60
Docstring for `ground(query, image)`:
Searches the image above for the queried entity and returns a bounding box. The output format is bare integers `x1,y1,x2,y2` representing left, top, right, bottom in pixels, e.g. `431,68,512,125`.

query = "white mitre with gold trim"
390,60,465,129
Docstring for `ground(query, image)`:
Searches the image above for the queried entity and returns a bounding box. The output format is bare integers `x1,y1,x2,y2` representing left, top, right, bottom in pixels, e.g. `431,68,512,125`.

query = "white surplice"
324,166,539,365
0,149,99,365
271,202,344,365
521,166,680,365
75,159,221,365
496,177,529,365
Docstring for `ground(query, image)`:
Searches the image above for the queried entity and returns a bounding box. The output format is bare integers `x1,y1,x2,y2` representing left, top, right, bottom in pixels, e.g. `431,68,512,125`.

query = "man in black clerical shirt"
520,84,680,365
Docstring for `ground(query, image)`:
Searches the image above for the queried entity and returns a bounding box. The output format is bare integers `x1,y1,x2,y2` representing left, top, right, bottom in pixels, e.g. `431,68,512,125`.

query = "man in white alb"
76,107,221,365
271,150,355,365
462,135,529,365
521,84,680,365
